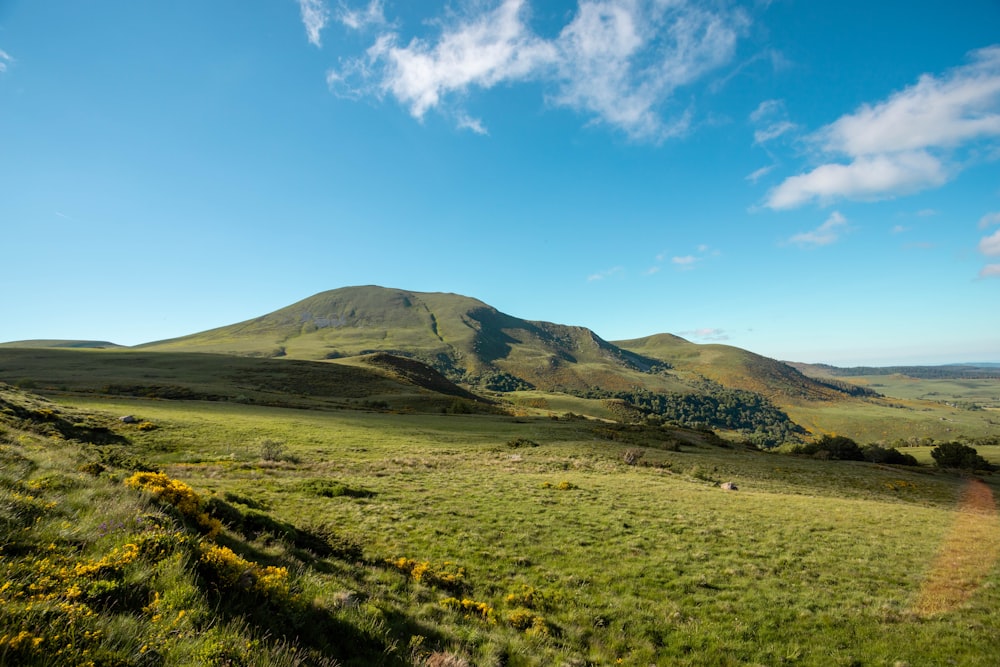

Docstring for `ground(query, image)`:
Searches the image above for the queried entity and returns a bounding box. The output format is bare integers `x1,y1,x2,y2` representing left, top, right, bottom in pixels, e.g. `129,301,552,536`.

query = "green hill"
138,286,845,403
614,333,847,402
0,347,489,414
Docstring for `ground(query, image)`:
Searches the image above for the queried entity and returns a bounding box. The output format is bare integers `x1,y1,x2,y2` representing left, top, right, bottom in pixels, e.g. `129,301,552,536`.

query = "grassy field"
4,382,998,666
849,375,1000,409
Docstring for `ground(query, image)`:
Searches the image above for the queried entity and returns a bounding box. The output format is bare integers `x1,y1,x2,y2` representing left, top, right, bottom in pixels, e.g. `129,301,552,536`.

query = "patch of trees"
789,435,918,465
571,387,803,444
930,442,996,470
475,371,534,392
813,377,882,398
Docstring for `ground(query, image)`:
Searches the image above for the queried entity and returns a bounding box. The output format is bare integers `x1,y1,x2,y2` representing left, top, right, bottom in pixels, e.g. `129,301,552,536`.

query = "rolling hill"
138,285,844,402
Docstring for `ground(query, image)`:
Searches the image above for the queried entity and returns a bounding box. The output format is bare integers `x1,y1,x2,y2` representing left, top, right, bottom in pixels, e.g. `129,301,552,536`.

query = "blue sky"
1,0,999,365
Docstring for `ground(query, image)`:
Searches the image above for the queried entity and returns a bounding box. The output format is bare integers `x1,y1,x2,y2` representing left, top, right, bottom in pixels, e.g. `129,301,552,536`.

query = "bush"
258,438,285,461
795,435,865,461
623,448,645,465
861,444,919,466
930,442,994,470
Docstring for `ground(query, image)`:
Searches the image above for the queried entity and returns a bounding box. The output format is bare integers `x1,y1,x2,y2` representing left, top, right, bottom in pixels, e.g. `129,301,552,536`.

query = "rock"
720,481,738,491
119,415,138,423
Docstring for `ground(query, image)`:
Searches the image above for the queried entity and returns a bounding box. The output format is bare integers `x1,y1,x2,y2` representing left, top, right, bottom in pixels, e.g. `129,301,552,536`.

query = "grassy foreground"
2,386,999,666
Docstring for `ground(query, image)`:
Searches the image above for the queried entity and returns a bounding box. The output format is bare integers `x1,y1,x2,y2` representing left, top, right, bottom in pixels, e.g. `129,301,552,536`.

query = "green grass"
5,388,992,666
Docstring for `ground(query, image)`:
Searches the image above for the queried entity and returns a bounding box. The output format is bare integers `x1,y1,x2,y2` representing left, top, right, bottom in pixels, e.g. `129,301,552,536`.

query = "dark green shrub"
861,444,919,466
796,435,865,461
930,442,994,470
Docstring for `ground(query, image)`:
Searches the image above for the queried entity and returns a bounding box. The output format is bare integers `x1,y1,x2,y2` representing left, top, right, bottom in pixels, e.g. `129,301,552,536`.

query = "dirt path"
911,479,1000,617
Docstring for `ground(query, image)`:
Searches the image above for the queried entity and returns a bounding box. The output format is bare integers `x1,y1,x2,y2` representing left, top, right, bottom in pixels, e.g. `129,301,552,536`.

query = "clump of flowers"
541,481,579,490
124,472,221,537
198,543,289,599
440,597,495,623
386,557,465,591
506,608,551,636
136,421,158,432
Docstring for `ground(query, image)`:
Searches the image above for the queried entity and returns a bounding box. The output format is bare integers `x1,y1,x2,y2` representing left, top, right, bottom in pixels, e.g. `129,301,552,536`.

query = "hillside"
138,286,845,404
614,333,849,402
3,382,998,665
0,347,489,414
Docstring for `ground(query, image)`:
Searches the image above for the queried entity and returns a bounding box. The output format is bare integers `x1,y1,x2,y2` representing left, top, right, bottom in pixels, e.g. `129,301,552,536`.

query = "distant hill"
138,286,852,404
0,339,123,349
790,362,1000,380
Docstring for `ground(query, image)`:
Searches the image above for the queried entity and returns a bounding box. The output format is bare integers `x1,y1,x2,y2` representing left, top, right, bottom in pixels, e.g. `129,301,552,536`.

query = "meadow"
3,383,998,666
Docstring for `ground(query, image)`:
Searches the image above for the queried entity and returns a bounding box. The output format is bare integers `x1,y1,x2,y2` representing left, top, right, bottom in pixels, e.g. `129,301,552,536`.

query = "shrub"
794,435,865,461
623,448,645,465
930,442,994,470
507,437,539,449
861,444,918,466
387,558,465,591
258,438,286,462
440,597,495,623
125,472,221,537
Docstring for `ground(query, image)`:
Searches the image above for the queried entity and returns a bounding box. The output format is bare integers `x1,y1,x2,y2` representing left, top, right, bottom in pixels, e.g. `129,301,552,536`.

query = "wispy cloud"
765,46,1000,209
680,327,729,342
299,0,330,47
980,229,1000,256
456,113,488,135
787,210,848,247
979,264,1000,279
745,164,775,183
587,266,624,281
336,0,385,31
672,255,699,269
328,0,750,140
750,98,796,145
0,49,13,74
979,211,1000,229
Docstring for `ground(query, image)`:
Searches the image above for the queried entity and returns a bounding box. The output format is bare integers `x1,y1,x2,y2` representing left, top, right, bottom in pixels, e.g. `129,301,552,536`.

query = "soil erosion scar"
911,479,1000,617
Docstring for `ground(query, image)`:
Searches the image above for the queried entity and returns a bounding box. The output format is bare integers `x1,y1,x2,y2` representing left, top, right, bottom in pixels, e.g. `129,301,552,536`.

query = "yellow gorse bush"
440,597,495,623
124,472,221,537
198,543,289,599
387,557,465,589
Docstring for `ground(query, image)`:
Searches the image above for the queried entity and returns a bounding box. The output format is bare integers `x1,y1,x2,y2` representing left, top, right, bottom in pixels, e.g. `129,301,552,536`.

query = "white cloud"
979,264,1000,278
587,266,624,281
787,211,848,247
456,113,488,135
980,228,1000,256
299,0,330,47
891,224,908,234
548,0,747,140
337,0,385,31
680,327,729,341
329,0,749,139
979,211,1000,228
750,98,796,144
767,151,947,209
672,255,698,268
766,46,1000,209
746,164,775,183
0,49,12,73
357,0,557,120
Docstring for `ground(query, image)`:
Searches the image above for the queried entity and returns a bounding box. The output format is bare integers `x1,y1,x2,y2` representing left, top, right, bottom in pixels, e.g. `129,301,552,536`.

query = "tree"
930,442,993,470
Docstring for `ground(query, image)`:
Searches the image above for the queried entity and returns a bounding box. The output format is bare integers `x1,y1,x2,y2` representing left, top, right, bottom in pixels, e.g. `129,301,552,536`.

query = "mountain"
140,285,847,402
